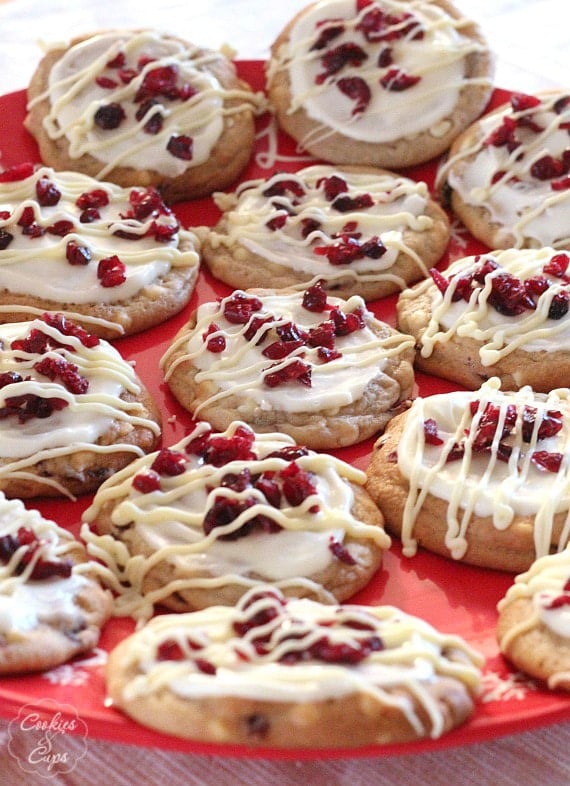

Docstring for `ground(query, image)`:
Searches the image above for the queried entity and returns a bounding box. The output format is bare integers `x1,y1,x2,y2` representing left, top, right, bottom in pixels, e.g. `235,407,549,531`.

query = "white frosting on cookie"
0,165,199,306
110,585,482,739
82,421,389,621
34,31,260,178
209,165,437,286
0,316,160,491
162,287,414,416
442,91,570,248
396,378,570,560
411,248,570,365
270,0,490,144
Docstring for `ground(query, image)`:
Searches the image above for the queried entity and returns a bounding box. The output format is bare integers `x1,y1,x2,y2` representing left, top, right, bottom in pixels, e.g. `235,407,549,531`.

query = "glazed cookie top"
408,247,570,364
107,584,483,736
268,0,492,145
30,30,262,179
162,283,415,417
394,378,570,561
0,314,160,493
0,164,199,317
209,165,446,289
0,493,102,638
82,421,390,621
441,91,570,248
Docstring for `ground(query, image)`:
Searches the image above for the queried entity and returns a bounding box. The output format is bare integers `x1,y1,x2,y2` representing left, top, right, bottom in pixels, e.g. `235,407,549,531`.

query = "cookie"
397,247,570,392
161,283,415,450
200,165,450,299
0,313,161,499
266,0,494,169
497,549,570,691
0,164,200,339
82,420,390,618
0,493,112,674
439,90,570,249
106,584,482,747
25,30,264,202
365,378,570,572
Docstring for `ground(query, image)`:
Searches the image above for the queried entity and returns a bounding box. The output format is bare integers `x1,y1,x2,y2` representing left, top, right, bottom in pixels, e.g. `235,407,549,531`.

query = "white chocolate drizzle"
208,165,437,287
268,0,492,145
110,585,482,740
82,421,390,623
396,378,570,560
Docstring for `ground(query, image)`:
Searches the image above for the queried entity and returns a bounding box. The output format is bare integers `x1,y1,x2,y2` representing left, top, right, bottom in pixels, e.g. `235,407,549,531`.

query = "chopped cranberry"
34,356,89,394
319,175,348,202
531,155,564,181
118,67,138,85
330,305,365,335
484,116,519,151
531,450,563,473
0,527,72,579
307,320,336,349
262,179,306,199
542,252,569,280
521,406,563,442
132,469,161,493
95,75,118,89
510,93,541,112
329,538,356,565
254,474,282,508
336,76,371,115
223,292,263,324
151,448,187,476
263,359,312,388
106,51,126,69
316,43,368,84
0,230,14,250
76,189,109,210
311,21,345,51
46,220,74,237
202,323,226,353
66,241,92,266
552,176,570,191
135,64,179,102
280,461,317,508
243,315,273,343
548,291,570,319
166,135,193,161
377,46,393,68
135,99,164,135
266,214,288,231
424,418,443,445
17,206,36,228
380,68,421,91
128,187,167,221
201,427,257,467
0,392,69,423
302,281,328,313
233,589,285,637
97,255,126,287
331,192,374,212
262,339,305,360
79,208,101,223
42,313,100,348
35,177,61,207
94,102,126,130
203,495,257,539
266,445,309,461
0,162,35,182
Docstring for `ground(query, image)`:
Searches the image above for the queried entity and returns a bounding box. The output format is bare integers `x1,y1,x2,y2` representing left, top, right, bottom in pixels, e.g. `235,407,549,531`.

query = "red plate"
0,62,568,759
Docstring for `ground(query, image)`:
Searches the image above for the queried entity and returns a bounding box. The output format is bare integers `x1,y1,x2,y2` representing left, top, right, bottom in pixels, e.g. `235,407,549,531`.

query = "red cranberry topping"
356,6,424,43
97,255,126,287
311,20,345,51
106,51,126,69
34,356,89,394
266,214,288,232
76,189,109,210
0,162,35,182
46,220,74,237
302,281,328,312
166,135,193,161
233,589,285,638
35,177,61,207
330,305,365,335
223,292,263,324
280,461,318,508
548,291,570,319
128,186,168,220
42,313,100,348
151,447,187,476
380,68,421,91
531,450,563,473
484,116,519,151
135,99,164,134
521,406,563,442
0,230,14,250
263,359,312,388
424,417,444,445
531,155,565,181
262,338,306,360
279,633,383,666
307,320,336,349
378,46,393,68
262,179,306,199
0,527,72,580
243,315,273,343
132,469,161,493
544,252,570,278
96,75,118,89
0,391,69,422
202,323,226,353
331,192,374,212
66,240,92,266
200,426,257,467
510,93,541,112
336,76,371,115
94,102,126,130
328,537,356,565
316,43,368,84
79,208,101,224
135,64,180,102
314,234,386,265
319,174,348,201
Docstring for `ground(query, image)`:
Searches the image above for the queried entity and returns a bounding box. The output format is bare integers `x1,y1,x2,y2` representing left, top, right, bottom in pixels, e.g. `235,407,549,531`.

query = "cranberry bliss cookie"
497,549,570,691
266,0,494,168
366,378,570,572
438,91,570,249
0,164,200,339
25,30,263,201
161,283,415,450
200,165,450,300
105,585,483,747
0,493,112,674
82,421,390,617
0,314,161,498
397,248,570,391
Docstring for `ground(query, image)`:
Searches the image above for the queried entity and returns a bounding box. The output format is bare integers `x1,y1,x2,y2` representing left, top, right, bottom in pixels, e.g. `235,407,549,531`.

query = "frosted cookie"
497,549,570,690
397,248,570,392
366,378,570,572
82,420,390,617
161,283,415,450
201,165,450,299
0,493,112,674
0,313,161,499
106,585,483,747
439,91,570,249
25,30,264,202
0,164,200,339
266,0,494,169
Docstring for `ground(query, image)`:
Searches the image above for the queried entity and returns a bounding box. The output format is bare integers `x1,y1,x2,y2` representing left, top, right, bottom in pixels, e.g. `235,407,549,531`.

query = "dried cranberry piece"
0,371,22,388
135,64,179,102
266,214,288,232
377,46,393,68
331,193,374,212
42,313,100,349
202,426,256,467
106,51,126,69
136,100,164,135
243,315,273,343
552,176,570,191
311,21,345,50
0,527,72,580
46,220,74,237
254,474,282,508
380,68,421,91
488,272,534,316
544,253,570,278
35,177,61,207
94,102,126,130
548,291,570,319
223,292,263,324
280,461,317,508
0,393,69,423
319,175,348,202
307,320,336,350
330,305,365,335
96,75,118,89
167,135,193,160
97,255,126,287
233,589,285,637
262,339,305,360
0,230,14,250
424,418,443,445
132,469,161,493
202,323,226,353
531,155,564,181
152,448,187,476
531,451,563,473
262,179,306,199
484,116,519,151
263,359,312,388
203,495,257,539
302,281,328,313
79,208,101,224
34,356,89,394
76,189,109,210
66,241,92,266
17,206,36,228
128,187,167,221
0,162,35,182
336,76,371,115
266,445,309,461
522,406,563,442
510,93,541,112
316,43,368,84
328,538,356,565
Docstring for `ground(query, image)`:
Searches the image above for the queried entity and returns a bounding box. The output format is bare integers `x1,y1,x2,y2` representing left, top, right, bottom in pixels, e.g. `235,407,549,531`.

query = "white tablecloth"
0,1,569,783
